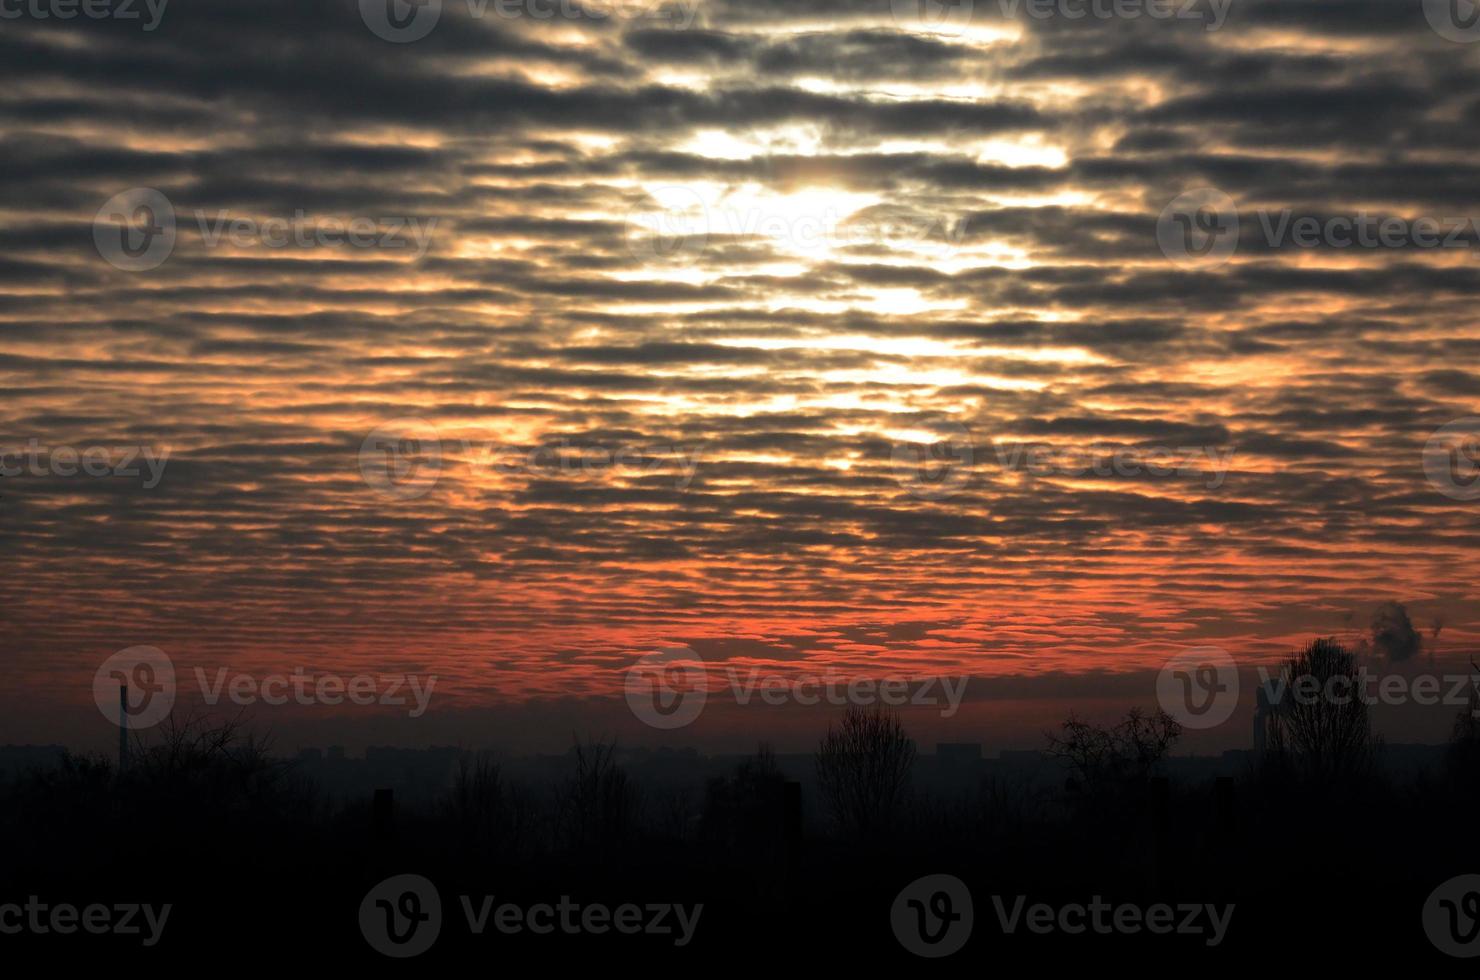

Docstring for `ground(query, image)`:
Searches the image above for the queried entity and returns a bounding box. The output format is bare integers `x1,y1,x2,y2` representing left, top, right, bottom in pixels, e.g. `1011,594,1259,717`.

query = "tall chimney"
118,683,128,772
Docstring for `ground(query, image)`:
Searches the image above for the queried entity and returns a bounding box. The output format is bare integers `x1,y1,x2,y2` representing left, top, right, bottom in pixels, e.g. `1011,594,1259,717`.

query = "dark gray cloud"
1,0,1477,747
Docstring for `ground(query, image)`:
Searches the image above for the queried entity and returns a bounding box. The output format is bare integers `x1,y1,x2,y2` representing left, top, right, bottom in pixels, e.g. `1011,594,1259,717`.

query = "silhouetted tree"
1045,707,1181,797
651,784,699,843
125,712,304,820
1446,659,1480,788
555,737,640,852
1263,638,1378,785
442,752,530,858
0,712,316,890
701,742,785,848
6,750,116,855
814,705,915,837
966,771,1048,840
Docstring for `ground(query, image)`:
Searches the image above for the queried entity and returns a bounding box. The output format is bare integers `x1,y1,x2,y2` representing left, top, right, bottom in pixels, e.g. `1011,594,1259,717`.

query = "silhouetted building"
936,742,983,766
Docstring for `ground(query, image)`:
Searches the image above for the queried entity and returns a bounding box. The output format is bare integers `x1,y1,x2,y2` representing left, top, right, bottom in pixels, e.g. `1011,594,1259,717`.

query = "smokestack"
118,683,128,772
1253,678,1282,754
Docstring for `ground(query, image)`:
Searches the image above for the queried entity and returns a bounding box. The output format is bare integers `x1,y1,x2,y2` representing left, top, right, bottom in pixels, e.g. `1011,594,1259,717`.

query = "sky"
1,0,1478,753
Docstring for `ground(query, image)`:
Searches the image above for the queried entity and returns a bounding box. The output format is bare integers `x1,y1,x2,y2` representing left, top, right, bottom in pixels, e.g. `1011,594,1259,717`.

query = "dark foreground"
3,713,1478,968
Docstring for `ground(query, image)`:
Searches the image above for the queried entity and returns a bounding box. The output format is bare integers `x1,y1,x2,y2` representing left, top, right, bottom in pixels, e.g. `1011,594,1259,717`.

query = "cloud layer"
1,0,1477,732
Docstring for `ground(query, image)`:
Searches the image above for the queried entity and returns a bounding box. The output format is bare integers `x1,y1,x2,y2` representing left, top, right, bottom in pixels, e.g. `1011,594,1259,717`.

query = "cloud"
0,0,1477,738
1370,601,1423,664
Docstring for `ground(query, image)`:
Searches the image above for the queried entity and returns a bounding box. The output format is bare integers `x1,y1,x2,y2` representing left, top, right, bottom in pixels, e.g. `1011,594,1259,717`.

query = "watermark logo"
890,0,974,38
358,428,703,498
359,418,443,500
993,0,1231,29
889,429,1235,498
1424,418,1480,502
994,440,1234,490
625,184,965,265
360,0,698,39
1256,212,1480,251
1156,646,1239,729
193,667,437,717
1161,187,1480,264
1425,0,1480,42
624,185,709,264
0,0,168,30
1255,666,1480,716
1423,874,1480,957
0,440,170,487
891,874,973,957
624,654,969,729
461,894,701,943
726,672,968,717
1157,188,1239,268
94,188,176,272
193,210,436,257
360,0,442,42
890,420,975,500
488,440,702,489
94,191,434,269
625,646,707,730
361,874,442,957
992,896,1234,946
0,899,171,946
93,646,176,730
361,875,700,953
836,206,967,260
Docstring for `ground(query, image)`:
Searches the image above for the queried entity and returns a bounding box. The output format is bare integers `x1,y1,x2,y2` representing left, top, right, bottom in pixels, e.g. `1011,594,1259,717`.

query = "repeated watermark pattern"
359,0,699,43
1253,665,1480,716
991,895,1235,946
94,646,176,729
484,440,703,486
359,874,701,958
890,0,1233,36
994,441,1234,488
192,209,436,256
624,188,968,266
891,425,1234,501
360,874,442,958
890,875,1234,956
890,421,975,501
891,874,973,958
624,646,708,730
0,899,171,946
194,667,436,718
624,185,711,264
1424,418,1480,502
93,647,437,728
93,187,175,271
1424,874,1480,958
624,646,968,728
0,0,166,29
1425,0,1480,42
1155,646,1480,730
359,418,703,501
1156,646,1241,730
1159,187,1480,268
93,188,436,272
1156,187,1240,268
0,440,170,487
359,418,443,501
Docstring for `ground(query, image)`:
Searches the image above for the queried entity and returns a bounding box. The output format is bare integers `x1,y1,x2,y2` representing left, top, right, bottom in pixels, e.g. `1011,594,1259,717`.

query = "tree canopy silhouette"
1263,638,1378,786
814,704,915,837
